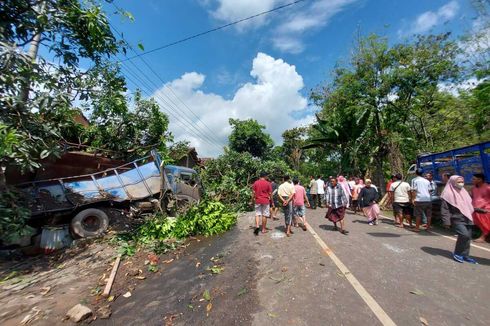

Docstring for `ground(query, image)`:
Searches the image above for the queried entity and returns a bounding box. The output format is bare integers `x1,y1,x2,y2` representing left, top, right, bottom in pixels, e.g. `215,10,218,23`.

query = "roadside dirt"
0,238,116,325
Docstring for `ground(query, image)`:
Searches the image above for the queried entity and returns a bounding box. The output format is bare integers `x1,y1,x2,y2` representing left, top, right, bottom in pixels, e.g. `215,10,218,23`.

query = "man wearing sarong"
471,173,490,243
325,178,349,234
278,175,296,237
359,179,380,225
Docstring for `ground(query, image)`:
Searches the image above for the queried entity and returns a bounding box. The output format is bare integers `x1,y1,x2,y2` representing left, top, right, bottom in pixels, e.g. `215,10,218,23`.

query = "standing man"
270,177,280,220
278,175,296,237
411,169,433,232
309,176,318,209
325,178,349,234
293,178,310,231
252,172,272,236
389,174,412,228
316,175,325,208
471,173,490,243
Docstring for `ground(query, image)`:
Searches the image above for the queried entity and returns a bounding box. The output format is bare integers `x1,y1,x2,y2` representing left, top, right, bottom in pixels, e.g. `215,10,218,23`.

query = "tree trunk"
387,138,404,175
373,156,385,196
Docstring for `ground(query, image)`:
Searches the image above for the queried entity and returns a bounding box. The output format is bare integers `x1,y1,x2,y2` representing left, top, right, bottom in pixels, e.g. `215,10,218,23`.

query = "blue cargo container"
408,141,490,184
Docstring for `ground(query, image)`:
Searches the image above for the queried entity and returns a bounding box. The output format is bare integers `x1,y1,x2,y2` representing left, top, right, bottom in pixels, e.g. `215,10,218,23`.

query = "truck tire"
71,208,109,238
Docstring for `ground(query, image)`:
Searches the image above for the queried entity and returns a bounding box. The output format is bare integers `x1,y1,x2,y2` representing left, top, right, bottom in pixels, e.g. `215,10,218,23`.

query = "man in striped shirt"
325,178,349,234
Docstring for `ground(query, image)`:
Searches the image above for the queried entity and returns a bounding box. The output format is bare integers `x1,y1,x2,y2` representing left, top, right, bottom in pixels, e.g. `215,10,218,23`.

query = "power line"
119,0,308,62
122,63,223,152
108,22,224,149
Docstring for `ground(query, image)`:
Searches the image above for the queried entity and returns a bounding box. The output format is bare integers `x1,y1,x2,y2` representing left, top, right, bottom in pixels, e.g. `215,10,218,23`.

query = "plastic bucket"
40,225,73,254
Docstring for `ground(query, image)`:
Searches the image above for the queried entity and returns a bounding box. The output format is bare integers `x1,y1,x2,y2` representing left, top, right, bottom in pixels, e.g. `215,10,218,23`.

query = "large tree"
0,0,127,188
228,118,274,159
307,34,464,189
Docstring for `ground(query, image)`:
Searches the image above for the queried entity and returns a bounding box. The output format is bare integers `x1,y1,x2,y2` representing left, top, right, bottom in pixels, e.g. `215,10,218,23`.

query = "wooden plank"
103,254,122,297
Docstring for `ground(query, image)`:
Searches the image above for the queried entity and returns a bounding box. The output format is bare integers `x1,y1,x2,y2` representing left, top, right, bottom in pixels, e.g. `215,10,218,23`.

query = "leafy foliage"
228,118,274,158
113,200,236,256
199,149,295,211
0,190,31,242
305,33,485,187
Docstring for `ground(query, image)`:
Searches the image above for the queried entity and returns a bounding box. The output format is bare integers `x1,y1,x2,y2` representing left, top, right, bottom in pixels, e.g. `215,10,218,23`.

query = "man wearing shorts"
389,174,412,228
411,169,433,231
252,172,272,235
293,178,310,231
278,175,296,237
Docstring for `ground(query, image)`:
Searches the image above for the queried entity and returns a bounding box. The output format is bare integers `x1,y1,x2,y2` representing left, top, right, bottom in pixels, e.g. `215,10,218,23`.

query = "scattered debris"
148,265,159,273
410,289,425,296
103,254,122,297
207,265,224,274
66,304,92,323
420,316,429,325
206,302,213,313
97,305,112,319
269,275,285,284
237,288,248,296
135,275,146,280
202,289,211,301
268,312,278,318
20,306,41,325
40,286,51,296
123,291,132,298
163,258,174,264
148,253,159,265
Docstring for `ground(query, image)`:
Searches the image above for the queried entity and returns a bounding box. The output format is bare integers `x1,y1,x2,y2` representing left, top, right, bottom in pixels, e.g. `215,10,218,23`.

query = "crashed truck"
14,150,202,238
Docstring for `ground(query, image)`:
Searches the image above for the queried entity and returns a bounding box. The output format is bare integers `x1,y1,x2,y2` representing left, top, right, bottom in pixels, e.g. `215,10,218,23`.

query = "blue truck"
408,141,490,184
15,150,202,238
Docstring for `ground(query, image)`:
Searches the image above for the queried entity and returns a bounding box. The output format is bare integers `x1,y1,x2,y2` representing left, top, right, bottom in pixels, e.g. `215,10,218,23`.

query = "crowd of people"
252,170,490,264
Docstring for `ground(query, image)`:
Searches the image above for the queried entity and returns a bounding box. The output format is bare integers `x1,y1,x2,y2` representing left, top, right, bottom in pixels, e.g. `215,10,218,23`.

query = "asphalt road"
100,208,490,326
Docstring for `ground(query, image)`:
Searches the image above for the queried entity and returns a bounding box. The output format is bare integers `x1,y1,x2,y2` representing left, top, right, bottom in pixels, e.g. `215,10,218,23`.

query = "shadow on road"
421,246,490,266
275,225,287,232
351,219,370,224
319,224,338,232
366,232,402,238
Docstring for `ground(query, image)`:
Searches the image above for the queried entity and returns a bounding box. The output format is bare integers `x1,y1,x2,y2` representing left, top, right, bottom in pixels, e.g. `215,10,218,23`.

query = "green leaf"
203,289,211,301
137,42,145,51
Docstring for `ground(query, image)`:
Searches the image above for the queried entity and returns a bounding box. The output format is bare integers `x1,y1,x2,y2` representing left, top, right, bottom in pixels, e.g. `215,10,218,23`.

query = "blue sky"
104,0,480,157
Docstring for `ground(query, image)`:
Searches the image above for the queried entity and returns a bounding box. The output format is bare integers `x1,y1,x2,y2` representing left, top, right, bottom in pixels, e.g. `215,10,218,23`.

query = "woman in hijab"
358,179,380,225
441,175,477,264
337,176,351,208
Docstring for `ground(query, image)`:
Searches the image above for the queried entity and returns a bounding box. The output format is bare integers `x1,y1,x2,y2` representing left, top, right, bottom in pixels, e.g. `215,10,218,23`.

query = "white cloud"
203,0,358,53
151,53,312,157
272,0,357,53
209,0,282,31
406,1,460,35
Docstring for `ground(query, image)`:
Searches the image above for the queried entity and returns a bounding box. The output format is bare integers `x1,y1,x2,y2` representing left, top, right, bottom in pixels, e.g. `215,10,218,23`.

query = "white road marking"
306,222,397,326
378,214,490,253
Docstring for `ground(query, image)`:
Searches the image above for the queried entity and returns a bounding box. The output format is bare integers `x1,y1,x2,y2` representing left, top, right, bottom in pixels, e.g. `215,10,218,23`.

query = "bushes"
199,149,295,211
173,200,237,237
0,190,31,243
115,200,237,256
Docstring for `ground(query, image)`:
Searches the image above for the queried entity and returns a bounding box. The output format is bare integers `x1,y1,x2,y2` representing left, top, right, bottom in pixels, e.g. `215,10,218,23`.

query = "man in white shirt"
411,169,433,232
389,173,412,228
316,175,325,208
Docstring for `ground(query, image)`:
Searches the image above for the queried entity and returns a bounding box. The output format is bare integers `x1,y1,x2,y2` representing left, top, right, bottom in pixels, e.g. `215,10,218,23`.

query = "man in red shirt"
252,172,273,235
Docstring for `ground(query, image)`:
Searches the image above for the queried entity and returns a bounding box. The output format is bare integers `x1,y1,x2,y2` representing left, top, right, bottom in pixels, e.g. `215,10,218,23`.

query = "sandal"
340,230,349,235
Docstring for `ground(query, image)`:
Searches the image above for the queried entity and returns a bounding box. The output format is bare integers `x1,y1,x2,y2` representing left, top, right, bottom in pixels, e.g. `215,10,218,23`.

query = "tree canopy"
228,118,274,158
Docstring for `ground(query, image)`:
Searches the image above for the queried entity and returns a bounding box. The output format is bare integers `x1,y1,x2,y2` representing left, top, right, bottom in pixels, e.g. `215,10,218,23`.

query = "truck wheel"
71,208,109,238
